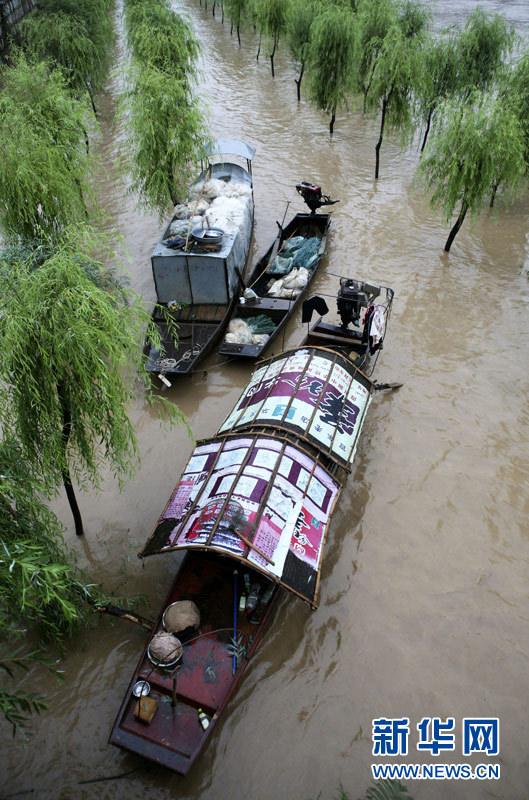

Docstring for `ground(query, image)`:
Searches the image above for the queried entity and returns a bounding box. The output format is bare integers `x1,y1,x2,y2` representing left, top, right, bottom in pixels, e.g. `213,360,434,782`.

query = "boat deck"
145,304,230,374
110,552,278,774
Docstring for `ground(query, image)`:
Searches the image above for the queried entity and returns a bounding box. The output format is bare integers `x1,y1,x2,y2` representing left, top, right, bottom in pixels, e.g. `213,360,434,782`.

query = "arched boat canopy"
218,347,374,472
139,434,341,608
205,139,256,161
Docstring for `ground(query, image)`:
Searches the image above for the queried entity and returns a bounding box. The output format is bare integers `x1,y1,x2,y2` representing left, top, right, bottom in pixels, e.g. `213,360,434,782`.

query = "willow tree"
0,53,95,241
125,2,200,78
122,0,206,213
122,66,206,213
416,33,459,154
37,0,115,88
20,12,101,113
0,436,145,734
224,0,248,45
417,92,526,252
0,228,183,536
0,439,95,640
254,0,287,77
364,17,426,179
505,48,529,170
357,0,398,109
286,0,320,101
307,4,358,135
456,7,515,97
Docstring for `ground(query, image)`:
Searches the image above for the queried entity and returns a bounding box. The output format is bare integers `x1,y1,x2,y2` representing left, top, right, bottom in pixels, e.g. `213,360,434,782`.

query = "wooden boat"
218,210,331,360
144,139,255,381
110,276,395,775
300,276,395,377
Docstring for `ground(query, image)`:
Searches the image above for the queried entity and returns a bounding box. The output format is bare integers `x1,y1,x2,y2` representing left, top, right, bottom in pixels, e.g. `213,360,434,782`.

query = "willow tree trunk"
58,384,84,536
444,201,469,252
85,82,97,117
490,181,500,208
375,89,392,179
270,35,278,77
295,62,305,101
420,107,434,154
256,33,261,61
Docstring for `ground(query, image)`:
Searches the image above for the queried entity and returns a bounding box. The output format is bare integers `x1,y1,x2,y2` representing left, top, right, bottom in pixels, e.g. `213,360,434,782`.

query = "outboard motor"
296,182,339,214
337,278,381,328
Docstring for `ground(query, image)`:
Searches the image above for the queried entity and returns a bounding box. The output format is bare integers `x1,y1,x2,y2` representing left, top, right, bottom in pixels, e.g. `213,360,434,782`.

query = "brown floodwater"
2,1,529,798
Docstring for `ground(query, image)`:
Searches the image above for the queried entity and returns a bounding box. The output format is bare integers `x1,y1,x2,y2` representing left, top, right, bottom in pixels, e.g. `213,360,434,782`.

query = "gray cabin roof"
205,139,256,161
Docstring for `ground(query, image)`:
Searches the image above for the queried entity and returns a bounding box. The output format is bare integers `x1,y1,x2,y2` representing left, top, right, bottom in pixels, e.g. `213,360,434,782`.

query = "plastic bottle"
238,593,246,612
246,583,261,613
260,584,275,606
198,708,210,730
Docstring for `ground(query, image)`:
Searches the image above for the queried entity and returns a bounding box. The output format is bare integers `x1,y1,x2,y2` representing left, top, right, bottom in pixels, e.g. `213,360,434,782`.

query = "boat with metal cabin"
109,275,395,775
144,139,255,381
219,182,337,361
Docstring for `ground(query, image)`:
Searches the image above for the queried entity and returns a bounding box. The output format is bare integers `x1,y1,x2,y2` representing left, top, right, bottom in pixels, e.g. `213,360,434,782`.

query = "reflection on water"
2,1,529,798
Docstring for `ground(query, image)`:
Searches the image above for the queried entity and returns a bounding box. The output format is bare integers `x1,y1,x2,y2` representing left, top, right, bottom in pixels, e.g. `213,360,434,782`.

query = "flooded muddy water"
2,1,529,798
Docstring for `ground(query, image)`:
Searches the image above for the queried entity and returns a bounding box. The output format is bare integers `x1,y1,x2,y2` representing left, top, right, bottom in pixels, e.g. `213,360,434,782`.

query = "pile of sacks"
266,267,310,300
265,236,320,299
167,178,253,238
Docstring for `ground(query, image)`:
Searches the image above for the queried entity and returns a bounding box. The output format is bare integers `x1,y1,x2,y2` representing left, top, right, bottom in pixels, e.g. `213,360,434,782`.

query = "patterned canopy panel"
139,435,341,607
217,348,373,471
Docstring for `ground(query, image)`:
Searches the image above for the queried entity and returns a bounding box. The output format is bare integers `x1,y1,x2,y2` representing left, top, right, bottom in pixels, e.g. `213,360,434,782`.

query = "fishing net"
268,254,294,275
246,314,276,334
282,235,306,252
225,318,272,345
291,237,320,270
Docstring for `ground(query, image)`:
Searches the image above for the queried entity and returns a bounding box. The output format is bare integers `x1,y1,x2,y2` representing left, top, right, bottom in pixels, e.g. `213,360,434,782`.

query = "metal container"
191,226,225,245
132,680,150,697
147,637,183,669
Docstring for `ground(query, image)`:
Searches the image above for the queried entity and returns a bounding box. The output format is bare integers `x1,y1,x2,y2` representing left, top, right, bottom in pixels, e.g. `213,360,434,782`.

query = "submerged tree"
286,0,320,101
456,7,515,97
20,10,108,113
364,15,427,179
0,439,94,638
0,436,147,734
122,0,207,213
0,228,183,536
224,0,248,45
417,92,526,252
415,33,459,154
254,0,287,77
125,2,200,79
37,0,115,90
0,53,95,241
122,65,206,213
505,47,529,170
307,4,358,135
357,0,398,109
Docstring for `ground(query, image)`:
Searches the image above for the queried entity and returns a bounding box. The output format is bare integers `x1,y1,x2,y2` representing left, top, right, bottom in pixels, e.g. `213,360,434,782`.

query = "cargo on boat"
219,182,337,360
144,139,255,380
110,275,395,775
